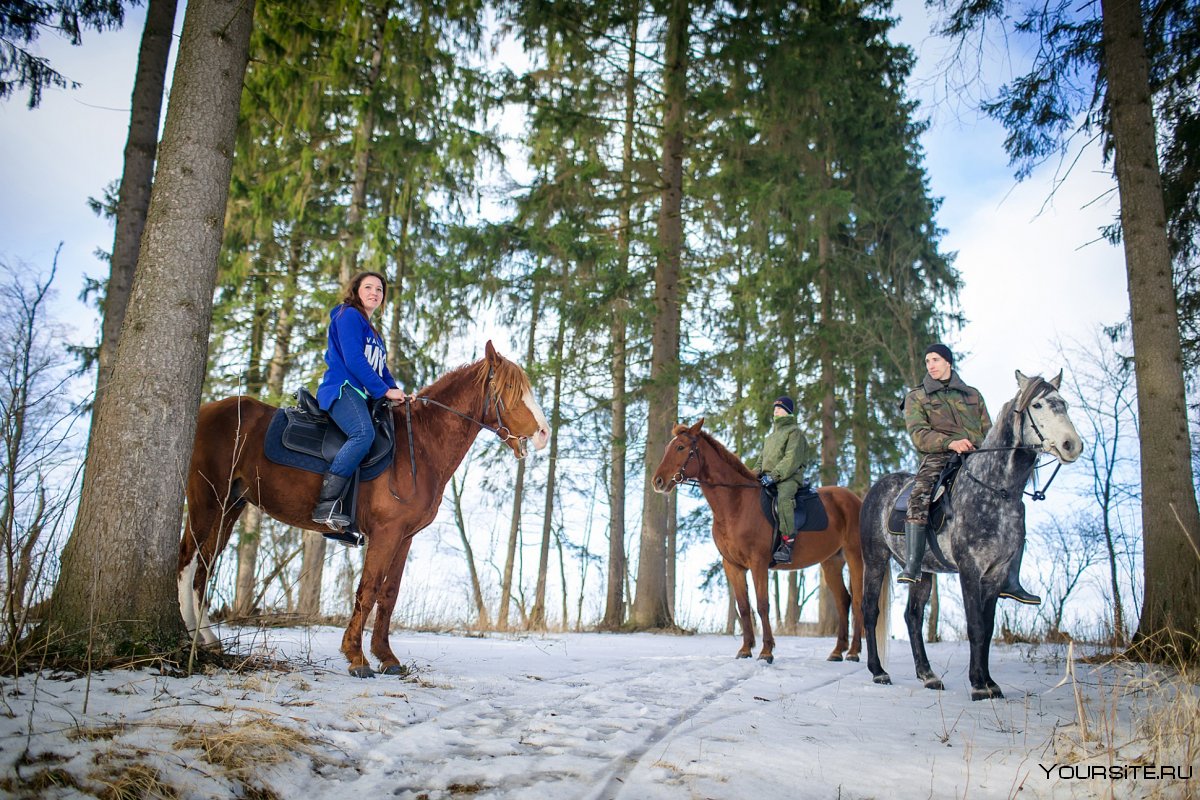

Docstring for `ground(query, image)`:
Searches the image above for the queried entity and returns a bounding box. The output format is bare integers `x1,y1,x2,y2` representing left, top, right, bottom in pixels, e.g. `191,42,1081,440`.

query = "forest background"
0,0,1195,647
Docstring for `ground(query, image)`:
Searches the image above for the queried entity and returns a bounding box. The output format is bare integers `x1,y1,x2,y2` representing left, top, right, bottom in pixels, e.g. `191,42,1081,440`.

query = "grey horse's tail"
876,567,892,666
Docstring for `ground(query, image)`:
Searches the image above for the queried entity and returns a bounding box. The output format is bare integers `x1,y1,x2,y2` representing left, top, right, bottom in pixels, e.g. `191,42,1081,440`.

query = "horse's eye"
1033,402,1043,409
676,445,684,451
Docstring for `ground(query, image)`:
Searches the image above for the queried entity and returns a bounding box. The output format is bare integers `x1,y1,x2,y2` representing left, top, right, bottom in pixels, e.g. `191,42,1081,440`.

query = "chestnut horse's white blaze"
524,387,550,451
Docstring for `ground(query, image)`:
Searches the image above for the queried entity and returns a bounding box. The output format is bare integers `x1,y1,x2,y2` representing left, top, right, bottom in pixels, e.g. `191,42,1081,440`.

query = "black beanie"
773,396,795,415
924,343,954,365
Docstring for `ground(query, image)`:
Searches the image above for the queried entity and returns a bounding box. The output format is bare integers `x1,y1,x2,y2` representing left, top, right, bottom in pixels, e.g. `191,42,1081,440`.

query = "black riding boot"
311,472,352,529
898,520,927,584
999,548,1041,605
771,534,794,566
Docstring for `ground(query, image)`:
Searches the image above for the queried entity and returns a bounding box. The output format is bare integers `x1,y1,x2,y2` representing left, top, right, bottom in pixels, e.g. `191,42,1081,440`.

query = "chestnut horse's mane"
417,353,532,412
672,424,756,481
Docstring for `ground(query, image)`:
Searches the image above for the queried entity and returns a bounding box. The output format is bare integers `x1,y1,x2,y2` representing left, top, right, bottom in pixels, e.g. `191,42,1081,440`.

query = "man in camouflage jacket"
899,344,1040,604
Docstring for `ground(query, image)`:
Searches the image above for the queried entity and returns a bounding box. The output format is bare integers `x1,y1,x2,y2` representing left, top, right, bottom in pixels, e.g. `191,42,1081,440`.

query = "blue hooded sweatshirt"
315,305,398,410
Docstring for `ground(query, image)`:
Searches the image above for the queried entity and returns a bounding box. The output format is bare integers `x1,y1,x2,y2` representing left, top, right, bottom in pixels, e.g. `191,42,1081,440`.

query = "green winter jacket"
903,371,992,455
757,414,807,482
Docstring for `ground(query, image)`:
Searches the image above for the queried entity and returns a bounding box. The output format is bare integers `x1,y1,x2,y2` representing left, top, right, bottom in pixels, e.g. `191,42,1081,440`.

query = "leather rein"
386,363,530,501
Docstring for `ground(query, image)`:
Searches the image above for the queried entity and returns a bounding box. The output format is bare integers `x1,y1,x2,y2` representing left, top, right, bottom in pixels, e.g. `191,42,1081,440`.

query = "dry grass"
1052,641,1199,798
92,764,179,800
174,715,330,777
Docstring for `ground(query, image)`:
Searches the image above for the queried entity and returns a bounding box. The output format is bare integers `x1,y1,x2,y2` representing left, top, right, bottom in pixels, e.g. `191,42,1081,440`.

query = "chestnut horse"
651,419,864,663
178,342,549,677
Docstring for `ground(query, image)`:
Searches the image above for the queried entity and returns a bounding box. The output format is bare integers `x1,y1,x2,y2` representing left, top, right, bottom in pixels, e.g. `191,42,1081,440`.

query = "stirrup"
323,529,365,547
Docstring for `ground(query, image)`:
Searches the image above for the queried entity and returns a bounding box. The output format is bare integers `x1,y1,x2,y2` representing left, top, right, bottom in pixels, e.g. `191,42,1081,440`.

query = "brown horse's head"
476,340,550,458
652,418,705,493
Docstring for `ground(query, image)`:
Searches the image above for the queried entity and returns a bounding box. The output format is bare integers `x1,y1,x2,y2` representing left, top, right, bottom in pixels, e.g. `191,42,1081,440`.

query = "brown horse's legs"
843,546,866,661
342,533,403,676
722,559,755,659
749,564,775,663
179,485,244,649
369,535,414,673
820,556,852,661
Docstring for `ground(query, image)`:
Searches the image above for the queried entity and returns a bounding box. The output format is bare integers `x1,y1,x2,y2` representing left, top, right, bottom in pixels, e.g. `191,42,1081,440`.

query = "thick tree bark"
1100,0,1200,656
816,233,840,637
43,0,254,662
296,533,325,620
631,0,688,630
603,0,638,630
93,0,178,411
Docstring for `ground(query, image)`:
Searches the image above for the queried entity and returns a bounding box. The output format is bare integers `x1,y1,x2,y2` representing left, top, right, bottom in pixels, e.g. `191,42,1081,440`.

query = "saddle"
887,455,963,536
759,483,828,536
263,389,398,544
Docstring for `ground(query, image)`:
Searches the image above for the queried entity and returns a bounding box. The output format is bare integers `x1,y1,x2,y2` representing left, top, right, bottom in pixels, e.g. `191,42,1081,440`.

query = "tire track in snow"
583,663,852,800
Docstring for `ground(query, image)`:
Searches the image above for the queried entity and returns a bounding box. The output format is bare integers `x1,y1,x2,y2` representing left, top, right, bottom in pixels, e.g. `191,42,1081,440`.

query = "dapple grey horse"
860,371,1083,700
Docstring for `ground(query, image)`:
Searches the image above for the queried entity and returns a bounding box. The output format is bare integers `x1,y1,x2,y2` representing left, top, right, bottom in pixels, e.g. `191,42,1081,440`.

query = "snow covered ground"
1,628,1194,799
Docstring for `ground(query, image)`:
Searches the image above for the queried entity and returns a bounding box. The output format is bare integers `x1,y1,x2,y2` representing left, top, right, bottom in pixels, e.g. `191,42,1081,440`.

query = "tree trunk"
451,473,490,628
338,3,388,284
530,303,566,630
603,0,638,630
1100,0,1200,657
232,505,261,618
93,0,178,411
42,0,254,663
500,286,539,630
631,0,688,630
297,533,326,621
784,571,800,633
816,233,839,638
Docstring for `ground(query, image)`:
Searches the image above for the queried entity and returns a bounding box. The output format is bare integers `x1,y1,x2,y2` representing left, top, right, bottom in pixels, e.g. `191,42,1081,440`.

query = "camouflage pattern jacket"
904,371,992,455
755,414,807,482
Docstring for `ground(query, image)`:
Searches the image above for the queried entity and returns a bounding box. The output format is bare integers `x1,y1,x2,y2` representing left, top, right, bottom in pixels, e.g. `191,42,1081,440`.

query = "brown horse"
177,341,549,677
651,419,864,663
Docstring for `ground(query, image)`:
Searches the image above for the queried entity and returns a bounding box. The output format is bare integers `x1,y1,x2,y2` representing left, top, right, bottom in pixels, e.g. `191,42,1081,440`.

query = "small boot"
311,472,352,529
898,520,928,584
999,548,1041,605
771,534,794,566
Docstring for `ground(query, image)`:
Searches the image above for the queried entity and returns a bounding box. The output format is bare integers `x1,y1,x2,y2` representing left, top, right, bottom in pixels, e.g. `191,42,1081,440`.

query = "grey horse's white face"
1015,370,1083,463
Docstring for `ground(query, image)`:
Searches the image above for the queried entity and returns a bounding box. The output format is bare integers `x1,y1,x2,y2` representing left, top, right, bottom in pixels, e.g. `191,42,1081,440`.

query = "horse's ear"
688,417,704,433
485,340,498,362
1015,369,1031,388
1049,369,1063,389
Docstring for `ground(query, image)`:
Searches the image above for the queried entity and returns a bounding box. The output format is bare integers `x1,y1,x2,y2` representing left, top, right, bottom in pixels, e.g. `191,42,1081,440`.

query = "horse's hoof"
758,654,774,664
348,665,376,679
970,685,1004,701
872,673,892,685
923,678,945,691
826,653,844,662
380,663,407,676
736,652,752,660
845,654,860,662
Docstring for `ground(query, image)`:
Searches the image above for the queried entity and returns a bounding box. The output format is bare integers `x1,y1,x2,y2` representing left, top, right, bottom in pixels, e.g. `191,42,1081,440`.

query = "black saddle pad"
887,457,962,535
759,484,828,534
263,389,395,481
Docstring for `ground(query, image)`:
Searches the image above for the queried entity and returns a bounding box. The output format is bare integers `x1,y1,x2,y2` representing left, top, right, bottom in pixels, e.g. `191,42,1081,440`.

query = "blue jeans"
328,390,374,478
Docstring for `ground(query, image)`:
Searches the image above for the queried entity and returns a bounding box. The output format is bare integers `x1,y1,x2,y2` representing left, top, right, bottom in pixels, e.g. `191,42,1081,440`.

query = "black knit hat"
773,396,795,415
924,343,954,365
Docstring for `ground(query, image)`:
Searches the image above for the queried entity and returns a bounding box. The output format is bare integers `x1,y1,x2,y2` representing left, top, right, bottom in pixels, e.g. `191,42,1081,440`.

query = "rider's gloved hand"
759,474,775,488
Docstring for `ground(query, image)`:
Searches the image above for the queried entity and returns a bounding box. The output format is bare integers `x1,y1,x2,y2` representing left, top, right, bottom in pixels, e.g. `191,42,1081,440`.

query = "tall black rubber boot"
311,472,352,529
771,534,793,567
898,520,927,584
999,547,1041,605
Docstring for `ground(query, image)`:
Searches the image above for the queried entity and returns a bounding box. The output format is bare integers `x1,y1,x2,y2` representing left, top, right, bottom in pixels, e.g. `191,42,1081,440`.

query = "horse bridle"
959,378,1062,502
412,362,532,456
668,434,760,490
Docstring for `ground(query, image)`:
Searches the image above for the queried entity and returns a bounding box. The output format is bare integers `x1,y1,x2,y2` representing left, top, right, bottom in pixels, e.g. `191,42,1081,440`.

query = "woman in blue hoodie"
311,271,407,528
